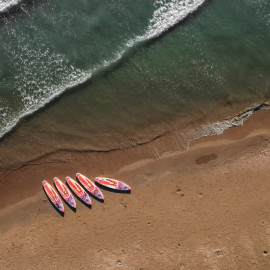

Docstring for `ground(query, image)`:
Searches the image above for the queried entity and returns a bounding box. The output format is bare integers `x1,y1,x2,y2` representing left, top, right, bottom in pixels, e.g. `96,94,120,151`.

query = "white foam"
132,0,206,45
0,0,22,13
184,109,254,146
1,23,91,137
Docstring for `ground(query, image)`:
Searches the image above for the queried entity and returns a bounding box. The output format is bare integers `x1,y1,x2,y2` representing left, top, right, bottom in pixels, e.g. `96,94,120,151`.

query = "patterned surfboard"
76,173,104,201
66,176,91,206
53,177,76,209
95,177,131,191
42,180,64,213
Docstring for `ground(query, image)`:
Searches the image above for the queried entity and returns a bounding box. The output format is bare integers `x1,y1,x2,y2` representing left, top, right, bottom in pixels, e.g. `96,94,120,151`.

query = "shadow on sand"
42,187,64,217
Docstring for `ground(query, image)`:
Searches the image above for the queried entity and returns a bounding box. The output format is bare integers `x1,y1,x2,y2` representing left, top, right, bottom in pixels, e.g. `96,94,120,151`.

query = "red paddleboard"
76,173,104,201
42,180,64,213
66,176,91,206
95,177,131,192
53,177,76,209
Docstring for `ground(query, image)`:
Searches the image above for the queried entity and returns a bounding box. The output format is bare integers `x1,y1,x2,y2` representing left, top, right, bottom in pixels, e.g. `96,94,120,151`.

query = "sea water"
0,0,269,168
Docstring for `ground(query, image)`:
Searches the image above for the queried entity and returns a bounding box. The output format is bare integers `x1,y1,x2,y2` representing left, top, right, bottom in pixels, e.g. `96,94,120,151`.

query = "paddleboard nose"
58,203,64,213
71,199,76,208
98,191,104,200
86,197,92,205
122,183,131,191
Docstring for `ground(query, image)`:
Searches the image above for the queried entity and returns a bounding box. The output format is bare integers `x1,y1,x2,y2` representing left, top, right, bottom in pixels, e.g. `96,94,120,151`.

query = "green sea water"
0,0,269,168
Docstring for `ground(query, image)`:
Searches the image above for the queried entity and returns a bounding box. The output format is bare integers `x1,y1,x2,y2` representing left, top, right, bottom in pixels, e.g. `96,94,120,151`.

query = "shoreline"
0,107,269,211
0,109,270,268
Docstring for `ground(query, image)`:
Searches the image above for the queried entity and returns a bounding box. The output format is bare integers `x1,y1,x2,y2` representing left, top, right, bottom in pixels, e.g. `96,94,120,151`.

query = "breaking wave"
130,0,206,44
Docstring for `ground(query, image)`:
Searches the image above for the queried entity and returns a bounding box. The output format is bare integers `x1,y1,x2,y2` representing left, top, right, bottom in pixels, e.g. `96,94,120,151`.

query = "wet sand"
0,109,270,269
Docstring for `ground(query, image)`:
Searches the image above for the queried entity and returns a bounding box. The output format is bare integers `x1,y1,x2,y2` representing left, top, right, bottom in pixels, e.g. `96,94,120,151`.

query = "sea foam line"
177,105,268,155
145,105,265,160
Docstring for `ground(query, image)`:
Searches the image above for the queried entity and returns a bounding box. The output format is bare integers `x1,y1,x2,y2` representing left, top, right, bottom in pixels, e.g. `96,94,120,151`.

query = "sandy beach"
0,109,270,269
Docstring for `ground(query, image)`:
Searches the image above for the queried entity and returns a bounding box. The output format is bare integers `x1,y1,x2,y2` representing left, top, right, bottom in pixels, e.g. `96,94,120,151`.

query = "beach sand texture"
0,109,270,269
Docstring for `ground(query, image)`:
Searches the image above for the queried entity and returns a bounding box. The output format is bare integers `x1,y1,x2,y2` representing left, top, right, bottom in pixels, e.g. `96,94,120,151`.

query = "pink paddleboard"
95,177,131,192
42,180,64,213
66,176,91,206
53,177,76,209
76,173,104,201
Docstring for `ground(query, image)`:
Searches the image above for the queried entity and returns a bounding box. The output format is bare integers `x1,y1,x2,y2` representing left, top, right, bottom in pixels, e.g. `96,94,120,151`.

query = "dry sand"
0,109,270,269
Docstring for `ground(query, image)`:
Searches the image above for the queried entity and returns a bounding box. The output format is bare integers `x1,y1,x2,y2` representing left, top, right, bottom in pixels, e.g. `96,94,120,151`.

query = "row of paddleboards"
42,173,131,213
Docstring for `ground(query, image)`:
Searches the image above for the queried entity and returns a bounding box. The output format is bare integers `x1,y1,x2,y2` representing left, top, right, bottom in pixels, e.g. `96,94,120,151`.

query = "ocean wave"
126,0,206,47
0,0,207,139
139,0,206,41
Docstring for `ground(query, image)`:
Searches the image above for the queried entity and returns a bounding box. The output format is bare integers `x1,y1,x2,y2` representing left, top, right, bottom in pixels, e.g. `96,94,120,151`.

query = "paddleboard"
66,176,91,206
53,177,76,209
95,177,131,191
76,173,104,201
42,180,64,213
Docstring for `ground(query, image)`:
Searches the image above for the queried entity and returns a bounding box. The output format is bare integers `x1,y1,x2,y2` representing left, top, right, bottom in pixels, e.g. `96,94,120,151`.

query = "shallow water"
0,0,270,168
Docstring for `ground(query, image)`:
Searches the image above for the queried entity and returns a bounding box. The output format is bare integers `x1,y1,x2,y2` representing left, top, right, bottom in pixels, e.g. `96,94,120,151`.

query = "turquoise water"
0,0,270,168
